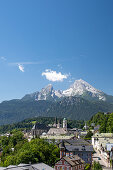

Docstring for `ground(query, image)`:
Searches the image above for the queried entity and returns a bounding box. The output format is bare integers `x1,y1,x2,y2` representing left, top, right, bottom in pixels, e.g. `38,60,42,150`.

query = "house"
55,155,84,170
92,133,113,149
94,125,100,132
58,139,93,164
92,133,113,166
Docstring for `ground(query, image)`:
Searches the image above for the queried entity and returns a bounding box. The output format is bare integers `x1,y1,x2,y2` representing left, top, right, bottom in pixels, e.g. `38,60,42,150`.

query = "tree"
84,131,93,140
92,161,102,170
0,137,60,167
84,163,91,170
16,150,34,164
106,113,113,132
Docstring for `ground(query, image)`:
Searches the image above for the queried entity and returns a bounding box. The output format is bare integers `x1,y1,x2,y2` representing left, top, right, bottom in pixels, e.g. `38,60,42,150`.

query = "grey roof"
7,165,17,168
0,163,54,170
65,145,93,152
18,164,30,167
32,122,49,130
7,168,22,170
32,163,54,170
47,128,67,135
58,138,90,146
66,139,90,146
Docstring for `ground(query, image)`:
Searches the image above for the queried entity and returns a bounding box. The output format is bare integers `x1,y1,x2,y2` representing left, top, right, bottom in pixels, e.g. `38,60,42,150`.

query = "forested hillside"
0,96,113,125
0,117,84,134
87,112,113,133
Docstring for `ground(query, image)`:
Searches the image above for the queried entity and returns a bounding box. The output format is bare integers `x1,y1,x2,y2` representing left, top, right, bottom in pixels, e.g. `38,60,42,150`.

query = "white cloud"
9,61,42,72
18,64,24,72
42,69,68,82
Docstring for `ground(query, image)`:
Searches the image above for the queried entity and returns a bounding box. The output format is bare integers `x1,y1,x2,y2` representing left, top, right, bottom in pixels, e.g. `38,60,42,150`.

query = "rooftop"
47,128,67,135
40,134,74,140
0,163,54,170
57,138,91,146
61,155,84,167
65,145,93,152
32,122,49,130
92,133,113,138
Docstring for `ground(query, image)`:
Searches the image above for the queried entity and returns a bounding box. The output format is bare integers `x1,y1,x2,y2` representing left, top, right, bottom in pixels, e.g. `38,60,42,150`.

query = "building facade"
58,139,93,164
55,155,84,170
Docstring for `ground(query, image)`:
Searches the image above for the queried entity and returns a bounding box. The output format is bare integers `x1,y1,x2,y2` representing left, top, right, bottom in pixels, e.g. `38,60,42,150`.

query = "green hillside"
0,116,84,134
0,96,113,125
87,112,113,133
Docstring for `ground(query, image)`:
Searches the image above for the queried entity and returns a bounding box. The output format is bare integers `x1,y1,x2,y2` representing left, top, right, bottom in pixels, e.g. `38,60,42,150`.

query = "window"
66,152,69,156
64,161,69,165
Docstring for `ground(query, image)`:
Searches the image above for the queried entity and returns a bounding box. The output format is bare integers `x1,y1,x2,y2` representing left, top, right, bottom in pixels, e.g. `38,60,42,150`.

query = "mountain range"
22,79,113,103
0,79,113,125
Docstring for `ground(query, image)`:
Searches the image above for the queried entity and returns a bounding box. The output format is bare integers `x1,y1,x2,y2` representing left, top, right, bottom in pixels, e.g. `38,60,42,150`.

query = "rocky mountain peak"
63,79,106,101
71,79,101,93
22,79,110,102
41,84,53,94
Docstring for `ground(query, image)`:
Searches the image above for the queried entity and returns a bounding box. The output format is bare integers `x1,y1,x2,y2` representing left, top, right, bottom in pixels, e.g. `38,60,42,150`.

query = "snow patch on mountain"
22,79,107,102
35,84,63,101
63,79,106,101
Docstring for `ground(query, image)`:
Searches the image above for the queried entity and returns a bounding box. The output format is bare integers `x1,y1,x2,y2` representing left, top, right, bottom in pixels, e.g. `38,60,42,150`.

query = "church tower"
53,117,57,127
63,118,67,131
84,122,88,130
57,120,61,128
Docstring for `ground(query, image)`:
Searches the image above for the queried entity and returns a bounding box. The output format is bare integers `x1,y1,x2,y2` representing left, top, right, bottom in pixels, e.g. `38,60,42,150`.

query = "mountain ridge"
0,79,113,125
22,79,113,103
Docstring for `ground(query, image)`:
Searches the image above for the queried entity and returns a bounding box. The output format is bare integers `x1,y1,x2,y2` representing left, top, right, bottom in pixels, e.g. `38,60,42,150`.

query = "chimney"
60,140,66,158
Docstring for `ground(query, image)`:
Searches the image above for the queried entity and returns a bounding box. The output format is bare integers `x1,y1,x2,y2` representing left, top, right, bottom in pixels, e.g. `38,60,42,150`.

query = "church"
31,122,49,137
47,118,68,135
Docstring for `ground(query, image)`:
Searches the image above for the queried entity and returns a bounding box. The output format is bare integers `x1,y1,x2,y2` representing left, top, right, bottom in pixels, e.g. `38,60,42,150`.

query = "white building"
92,133,113,165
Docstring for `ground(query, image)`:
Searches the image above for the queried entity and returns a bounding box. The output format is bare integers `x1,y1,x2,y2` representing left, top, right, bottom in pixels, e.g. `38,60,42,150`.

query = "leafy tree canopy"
0,131,60,167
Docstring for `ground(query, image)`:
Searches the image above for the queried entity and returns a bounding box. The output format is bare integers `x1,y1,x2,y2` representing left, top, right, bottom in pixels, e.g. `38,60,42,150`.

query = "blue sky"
0,0,113,102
